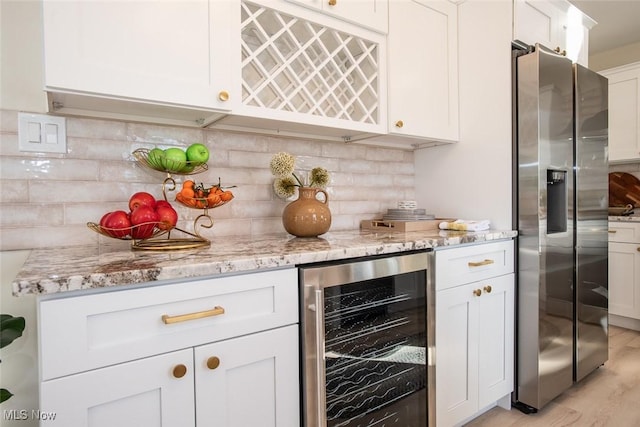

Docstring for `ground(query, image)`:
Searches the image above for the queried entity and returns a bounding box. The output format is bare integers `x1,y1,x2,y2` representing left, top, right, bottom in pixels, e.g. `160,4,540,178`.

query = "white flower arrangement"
270,152,330,199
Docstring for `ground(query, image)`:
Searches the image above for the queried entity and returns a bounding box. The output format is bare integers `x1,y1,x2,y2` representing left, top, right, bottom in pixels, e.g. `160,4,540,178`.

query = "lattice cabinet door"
237,1,387,139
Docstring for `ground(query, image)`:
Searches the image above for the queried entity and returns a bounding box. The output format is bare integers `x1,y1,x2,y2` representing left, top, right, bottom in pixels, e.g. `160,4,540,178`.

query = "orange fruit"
207,193,221,207
181,188,195,199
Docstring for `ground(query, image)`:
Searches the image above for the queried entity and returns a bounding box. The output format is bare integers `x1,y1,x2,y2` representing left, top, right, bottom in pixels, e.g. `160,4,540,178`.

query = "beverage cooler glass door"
301,251,433,427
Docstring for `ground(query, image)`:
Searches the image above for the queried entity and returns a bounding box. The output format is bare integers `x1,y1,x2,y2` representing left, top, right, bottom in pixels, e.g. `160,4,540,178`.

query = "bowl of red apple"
88,192,178,240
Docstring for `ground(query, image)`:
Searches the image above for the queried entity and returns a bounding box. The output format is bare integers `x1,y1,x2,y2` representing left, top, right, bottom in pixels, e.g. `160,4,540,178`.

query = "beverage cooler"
299,251,434,427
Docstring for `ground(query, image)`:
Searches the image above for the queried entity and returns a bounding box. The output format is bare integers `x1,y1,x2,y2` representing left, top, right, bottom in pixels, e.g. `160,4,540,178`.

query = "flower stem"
292,173,304,187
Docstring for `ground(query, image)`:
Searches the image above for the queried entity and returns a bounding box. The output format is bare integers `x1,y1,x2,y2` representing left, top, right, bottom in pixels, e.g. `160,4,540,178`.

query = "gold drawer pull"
207,356,221,370
173,364,187,378
162,306,225,324
395,120,404,128
473,289,482,297
484,285,492,293
328,0,336,5
608,230,617,233
218,90,229,102
468,259,495,267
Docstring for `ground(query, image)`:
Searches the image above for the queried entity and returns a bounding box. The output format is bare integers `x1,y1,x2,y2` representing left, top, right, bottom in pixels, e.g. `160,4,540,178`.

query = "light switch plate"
18,113,67,153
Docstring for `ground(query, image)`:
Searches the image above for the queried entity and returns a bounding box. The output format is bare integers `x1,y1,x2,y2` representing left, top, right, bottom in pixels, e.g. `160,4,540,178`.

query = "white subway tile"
0,179,29,203
127,122,204,146
0,204,64,227
1,157,100,181
67,117,127,140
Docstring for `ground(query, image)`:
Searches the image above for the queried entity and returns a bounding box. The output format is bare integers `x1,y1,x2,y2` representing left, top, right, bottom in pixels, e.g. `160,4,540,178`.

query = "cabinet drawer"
609,221,640,243
435,240,514,290
39,268,298,381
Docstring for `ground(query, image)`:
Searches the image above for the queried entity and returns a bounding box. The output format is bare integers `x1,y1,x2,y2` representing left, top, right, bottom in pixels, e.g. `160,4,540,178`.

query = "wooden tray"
609,172,640,207
361,218,454,232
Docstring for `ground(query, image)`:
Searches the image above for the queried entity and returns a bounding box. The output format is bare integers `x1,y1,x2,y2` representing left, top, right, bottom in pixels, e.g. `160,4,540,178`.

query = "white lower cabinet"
194,326,300,426
41,349,195,427
609,221,640,327
38,269,300,427
435,240,515,426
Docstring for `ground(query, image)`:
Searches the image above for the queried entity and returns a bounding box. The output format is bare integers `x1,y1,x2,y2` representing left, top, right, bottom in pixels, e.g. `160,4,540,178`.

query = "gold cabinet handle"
173,364,187,378
395,120,404,128
328,0,336,5
207,356,221,370
484,285,492,293
218,90,229,102
162,306,225,324
608,230,617,233
473,289,482,297
637,247,640,252
468,259,495,267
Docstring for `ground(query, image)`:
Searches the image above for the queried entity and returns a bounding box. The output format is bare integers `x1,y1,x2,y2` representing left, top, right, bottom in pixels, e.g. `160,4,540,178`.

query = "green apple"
185,143,210,166
162,147,187,172
180,163,196,174
147,148,165,170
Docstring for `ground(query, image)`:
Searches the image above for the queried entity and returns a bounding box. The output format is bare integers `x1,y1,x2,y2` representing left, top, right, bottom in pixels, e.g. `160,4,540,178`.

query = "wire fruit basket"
87,149,234,250
133,148,209,175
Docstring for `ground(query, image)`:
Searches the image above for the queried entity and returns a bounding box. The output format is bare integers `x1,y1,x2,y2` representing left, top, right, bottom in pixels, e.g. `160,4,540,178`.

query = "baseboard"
610,314,640,331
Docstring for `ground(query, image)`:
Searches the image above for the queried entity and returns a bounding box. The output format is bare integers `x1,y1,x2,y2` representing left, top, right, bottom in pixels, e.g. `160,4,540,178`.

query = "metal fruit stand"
87,148,233,250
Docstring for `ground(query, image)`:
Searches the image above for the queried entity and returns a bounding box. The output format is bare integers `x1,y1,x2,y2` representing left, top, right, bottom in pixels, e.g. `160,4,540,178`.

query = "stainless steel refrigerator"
512,44,609,413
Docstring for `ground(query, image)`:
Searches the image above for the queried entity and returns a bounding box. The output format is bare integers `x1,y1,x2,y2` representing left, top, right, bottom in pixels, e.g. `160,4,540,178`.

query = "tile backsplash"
609,162,640,179
0,110,415,251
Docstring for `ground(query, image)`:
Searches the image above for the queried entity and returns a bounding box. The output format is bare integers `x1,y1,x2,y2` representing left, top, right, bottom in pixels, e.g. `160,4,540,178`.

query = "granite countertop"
11,228,517,297
609,214,640,222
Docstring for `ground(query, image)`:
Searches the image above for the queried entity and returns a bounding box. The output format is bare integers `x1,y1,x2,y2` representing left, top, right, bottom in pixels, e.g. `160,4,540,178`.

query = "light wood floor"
466,325,640,427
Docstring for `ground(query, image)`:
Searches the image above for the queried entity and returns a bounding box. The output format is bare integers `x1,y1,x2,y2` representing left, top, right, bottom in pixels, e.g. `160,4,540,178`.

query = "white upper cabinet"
41,0,386,141
366,0,459,149
42,0,238,127
513,0,595,66
600,62,640,163
285,0,388,33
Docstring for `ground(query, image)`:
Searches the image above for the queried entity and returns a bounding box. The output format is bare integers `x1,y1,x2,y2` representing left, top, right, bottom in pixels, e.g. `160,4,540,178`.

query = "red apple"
130,206,159,239
129,192,156,211
99,212,112,228
156,204,178,231
155,200,172,209
102,210,132,238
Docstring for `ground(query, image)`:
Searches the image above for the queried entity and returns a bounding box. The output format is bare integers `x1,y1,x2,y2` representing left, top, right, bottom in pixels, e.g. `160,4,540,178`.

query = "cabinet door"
513,0,558,50
42,0,235,111
386,0,459,142
602,64,640,162
286,0,388,33
476,273,514,408
513,0,591,66
435,282,479,426
40,349,195,427
238,1,386,138
195,325,300,427
609,242,640,319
